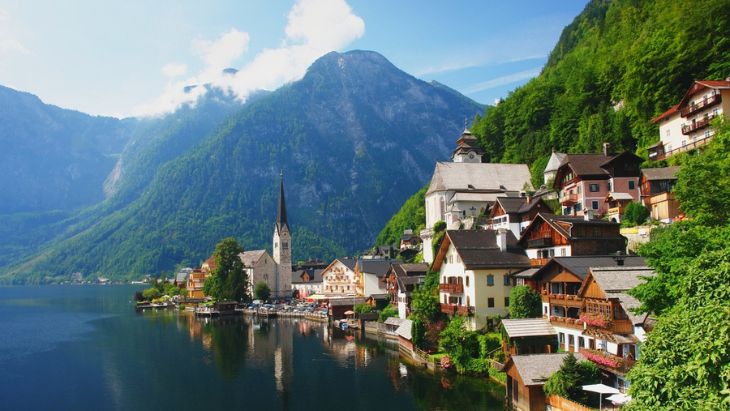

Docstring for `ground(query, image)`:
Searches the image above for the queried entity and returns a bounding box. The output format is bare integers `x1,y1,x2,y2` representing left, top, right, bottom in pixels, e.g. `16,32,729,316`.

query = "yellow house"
433,229,531,330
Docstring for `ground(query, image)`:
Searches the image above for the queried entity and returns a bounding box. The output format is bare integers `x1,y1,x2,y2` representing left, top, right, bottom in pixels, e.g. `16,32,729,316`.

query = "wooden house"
505,353,583,411
488,196,553,238
640,166,681,223
501,318,558,357
385,263,429,319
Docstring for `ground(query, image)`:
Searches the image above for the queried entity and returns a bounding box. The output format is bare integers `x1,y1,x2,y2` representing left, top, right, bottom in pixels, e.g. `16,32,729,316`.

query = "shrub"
622,202,649,226
354,303,373,314
378,305,398,322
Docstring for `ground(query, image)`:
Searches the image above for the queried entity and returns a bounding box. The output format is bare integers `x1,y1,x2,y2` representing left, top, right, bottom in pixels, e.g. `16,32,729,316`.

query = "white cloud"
0,8,8,22
133,0,365,117
161,63,188,78
0,9,30,55
465,67,542,94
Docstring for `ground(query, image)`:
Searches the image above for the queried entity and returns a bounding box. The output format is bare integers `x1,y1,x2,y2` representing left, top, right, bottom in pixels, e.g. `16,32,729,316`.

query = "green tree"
674,120,730,225
626,248,730,410
622,202,650,226
544,353,600,405
509,285,542,318
142,287,161,301
354,303,372,314
207,237,248,301
378,305,398,322
254,281,271,301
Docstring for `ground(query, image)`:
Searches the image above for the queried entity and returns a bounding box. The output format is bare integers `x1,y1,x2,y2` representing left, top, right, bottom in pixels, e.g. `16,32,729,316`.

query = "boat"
194,306,220,317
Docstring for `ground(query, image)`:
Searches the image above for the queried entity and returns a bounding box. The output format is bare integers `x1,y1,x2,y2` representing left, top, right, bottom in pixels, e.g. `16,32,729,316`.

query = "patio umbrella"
583,384,620,410
606,393,632,405
344,310,355,316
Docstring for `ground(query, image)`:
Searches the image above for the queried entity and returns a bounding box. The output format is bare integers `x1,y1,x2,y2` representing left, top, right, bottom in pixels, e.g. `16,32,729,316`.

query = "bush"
354,303,373,314
378,305,398,322
142,287,161,301
622,202,649,226
509,285,542,318
254,281,271,301
544,353,600,405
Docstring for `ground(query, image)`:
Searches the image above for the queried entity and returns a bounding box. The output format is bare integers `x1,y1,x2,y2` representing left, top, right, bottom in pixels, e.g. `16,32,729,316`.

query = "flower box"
580,313,611,328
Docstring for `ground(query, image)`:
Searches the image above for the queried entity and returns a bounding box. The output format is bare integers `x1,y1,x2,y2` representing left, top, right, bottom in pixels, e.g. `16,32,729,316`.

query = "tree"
354,303,372,314
622,202,649,226
509,285,542,318
206,237,248,301
626,248,730,410
378,305,398,322
142,287,161,301
674,120,730,225
254,281,271,301
544,353,600,405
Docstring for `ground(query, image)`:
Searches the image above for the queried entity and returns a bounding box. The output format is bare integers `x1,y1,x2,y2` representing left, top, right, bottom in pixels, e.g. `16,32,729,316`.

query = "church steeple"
451,128,484,163
276,171,289,233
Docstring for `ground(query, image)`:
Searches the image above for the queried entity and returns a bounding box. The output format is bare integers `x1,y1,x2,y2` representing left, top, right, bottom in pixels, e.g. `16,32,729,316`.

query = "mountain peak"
306,50,398,76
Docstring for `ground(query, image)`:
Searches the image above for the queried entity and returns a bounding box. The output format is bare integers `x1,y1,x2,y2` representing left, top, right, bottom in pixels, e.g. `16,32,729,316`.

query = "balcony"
544,293,583,308
549,315,584,329
440,303,474,316
441,303,458,315
457,305,475,316
560,193,578,205
681,114,717,135
579,348,636,374
657,131,715,160
527,237,553,248
680,94,721,117
530,258,550,267
439,283,464,294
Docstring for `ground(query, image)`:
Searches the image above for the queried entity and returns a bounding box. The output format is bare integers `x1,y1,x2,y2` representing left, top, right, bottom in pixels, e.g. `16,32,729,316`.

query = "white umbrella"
606,393,632,405
583,384,620,410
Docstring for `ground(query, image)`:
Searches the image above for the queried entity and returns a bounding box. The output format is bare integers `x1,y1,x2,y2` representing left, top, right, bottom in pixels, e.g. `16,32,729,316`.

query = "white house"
321,258,358,297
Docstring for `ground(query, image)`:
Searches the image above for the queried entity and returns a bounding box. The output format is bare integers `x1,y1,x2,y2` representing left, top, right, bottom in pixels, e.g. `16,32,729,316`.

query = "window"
488,298,495,308
665,128,670,137
628,181,635,190
575,203,582,212
589,183,599,192
466,276,470,287
592,200,599,210
544,305,548,315
561,248,566,256
487,275,494,286
504,297,510,307
503,275,510,286
607,181,612,191
577,185,582,194
705,130,711,138
282,241,288,249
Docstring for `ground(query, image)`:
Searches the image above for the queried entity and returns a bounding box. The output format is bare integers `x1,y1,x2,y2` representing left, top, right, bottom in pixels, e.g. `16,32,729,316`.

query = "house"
201,255,217,275
505,353,583,411
433,229,531,330
542,151,567,186
517,213,627,266
640,166,681,222
355,258,391,298
554,149,642,217
649,79,730,161
239,249,276,298
524,255,646,357
420,128,532,263
175,267,193,288
186,269,208,299
291,268,323,299
488,196,553,238
399,229,422,250
501,318,558,357
604,192,635,223
385,263,429,319
321,258,358,297
577,265,655,392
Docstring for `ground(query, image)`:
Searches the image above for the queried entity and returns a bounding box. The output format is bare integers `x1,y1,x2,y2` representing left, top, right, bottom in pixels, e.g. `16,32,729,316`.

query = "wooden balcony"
441,303,458,315
457,305,475,316
544,293,583,308
560,193,578,205
439,283,464,294
549,315,585,330
681,114,716,135
440,303,474,316
680,93,721,117
527,237,553,248
657,131,715,160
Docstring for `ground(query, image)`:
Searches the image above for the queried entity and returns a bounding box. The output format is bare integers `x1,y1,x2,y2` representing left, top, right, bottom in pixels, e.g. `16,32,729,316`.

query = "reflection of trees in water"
202,318,249,380
401,366,504,411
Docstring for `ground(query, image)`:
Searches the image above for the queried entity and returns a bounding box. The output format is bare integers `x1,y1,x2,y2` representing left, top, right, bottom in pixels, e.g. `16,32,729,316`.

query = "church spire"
276,171,289,232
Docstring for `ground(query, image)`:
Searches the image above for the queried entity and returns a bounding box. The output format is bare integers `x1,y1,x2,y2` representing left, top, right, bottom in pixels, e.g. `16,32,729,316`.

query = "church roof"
426,162,532,195
544,151,567,173
276,173,289,233
239,250,267,267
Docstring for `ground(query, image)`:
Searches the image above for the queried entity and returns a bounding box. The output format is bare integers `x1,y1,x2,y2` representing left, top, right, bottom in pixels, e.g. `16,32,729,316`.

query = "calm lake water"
0,285,504,410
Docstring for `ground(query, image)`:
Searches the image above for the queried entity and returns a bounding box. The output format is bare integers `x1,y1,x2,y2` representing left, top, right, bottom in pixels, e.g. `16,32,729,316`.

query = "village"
137,79,729,411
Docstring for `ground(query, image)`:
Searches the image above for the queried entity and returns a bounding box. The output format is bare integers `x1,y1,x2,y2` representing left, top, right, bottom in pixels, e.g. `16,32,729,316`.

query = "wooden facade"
505,362,548,411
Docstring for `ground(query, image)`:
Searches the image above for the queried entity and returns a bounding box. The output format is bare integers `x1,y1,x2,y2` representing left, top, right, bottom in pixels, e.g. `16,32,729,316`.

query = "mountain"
375,0,730,248
2,50,483,283
0,85,134,213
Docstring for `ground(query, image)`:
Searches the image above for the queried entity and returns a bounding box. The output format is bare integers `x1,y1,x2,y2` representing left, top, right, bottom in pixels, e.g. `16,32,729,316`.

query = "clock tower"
451,128,484,163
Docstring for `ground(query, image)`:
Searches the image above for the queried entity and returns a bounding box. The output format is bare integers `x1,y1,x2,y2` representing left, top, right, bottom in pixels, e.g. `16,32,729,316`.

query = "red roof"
205,256,217,270
696,80,730,88
651,104,679,124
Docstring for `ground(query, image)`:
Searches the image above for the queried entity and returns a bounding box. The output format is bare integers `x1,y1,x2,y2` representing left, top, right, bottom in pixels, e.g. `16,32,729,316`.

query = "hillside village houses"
420,128,533,263
384,263,429,319
648,79,730,161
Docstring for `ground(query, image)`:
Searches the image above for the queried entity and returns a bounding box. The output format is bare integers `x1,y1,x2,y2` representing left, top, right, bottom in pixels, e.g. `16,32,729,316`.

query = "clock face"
468,152,475,159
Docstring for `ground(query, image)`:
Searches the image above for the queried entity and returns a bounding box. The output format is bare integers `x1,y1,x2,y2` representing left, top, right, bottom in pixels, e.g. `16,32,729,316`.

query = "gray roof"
239,250,267,267
337,258,357,271
544,152,567,173
514,268,540,279
358,259,392,277
510,353,583,386
502,318,556,338
384,317,405,327
590,266,655,293
534,255,646,281
395,319,413,340
292,268,324,284
444,230,530,269
614,292,644,325
427,162,532,195
642,166,680,181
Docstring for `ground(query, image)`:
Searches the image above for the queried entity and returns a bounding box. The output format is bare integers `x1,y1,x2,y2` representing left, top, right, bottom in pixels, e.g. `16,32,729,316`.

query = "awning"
307,294,328,300
606,393,632,405
344,310,355,315
583,384,620,394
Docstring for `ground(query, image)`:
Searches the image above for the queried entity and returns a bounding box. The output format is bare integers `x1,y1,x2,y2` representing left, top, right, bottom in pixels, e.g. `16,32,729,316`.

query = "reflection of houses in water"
241,316,294,396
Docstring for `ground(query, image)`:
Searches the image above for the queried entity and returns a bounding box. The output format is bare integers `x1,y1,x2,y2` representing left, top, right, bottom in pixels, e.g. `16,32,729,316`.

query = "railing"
579,348,635,373
527,237,553,248
549,315,584,329
680,94,721,117
658,131,715,160
440,303,474,316
681,114,716,134
441,303,458,315
439,283,464,293
457,305,475,316
547,293,583,308
530,258,550,267
560,193,578,205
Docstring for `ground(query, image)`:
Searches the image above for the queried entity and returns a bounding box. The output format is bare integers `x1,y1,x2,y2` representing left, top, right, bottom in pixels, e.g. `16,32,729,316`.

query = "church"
240,174,293,299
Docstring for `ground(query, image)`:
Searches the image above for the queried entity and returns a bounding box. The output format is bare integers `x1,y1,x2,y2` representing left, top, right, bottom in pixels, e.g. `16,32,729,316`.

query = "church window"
282,241,288,249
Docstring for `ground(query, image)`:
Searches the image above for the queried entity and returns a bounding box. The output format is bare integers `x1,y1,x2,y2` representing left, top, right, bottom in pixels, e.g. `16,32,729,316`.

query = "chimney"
496,229,508,252
584,210,594,221
602,142,611,156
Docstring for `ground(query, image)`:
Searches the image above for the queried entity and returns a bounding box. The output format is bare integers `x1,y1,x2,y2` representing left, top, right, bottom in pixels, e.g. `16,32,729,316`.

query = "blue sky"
0,0,588,117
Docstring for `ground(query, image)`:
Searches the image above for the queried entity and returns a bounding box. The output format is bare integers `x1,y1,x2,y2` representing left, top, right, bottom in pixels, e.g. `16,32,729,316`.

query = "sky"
0,0,588,118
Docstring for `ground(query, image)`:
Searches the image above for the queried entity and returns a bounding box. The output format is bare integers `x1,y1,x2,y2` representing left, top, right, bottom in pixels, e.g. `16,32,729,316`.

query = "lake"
0,285,504,410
